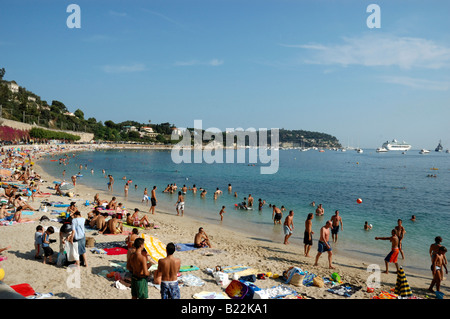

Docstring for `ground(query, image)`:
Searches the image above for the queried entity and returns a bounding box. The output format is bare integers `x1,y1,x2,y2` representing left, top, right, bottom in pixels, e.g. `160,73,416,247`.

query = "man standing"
175,191,184,216
330,210,343,243
283,211,294,245
304,213,314,257
394,219,406,259
375,229,400,274
149,186,157,214
129,238,150,299
272,205,282,225
158,243,181,299
313,220,334,269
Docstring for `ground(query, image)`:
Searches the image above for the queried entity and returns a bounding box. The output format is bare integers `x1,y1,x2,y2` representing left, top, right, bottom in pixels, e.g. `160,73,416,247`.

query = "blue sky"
1,0,450,148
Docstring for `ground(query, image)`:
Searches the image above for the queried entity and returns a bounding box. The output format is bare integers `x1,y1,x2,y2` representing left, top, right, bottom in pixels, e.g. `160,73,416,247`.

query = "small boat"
376,147,388,153
435,140,443,152
446,149,450,153
419,149,430,154
356,148,363,153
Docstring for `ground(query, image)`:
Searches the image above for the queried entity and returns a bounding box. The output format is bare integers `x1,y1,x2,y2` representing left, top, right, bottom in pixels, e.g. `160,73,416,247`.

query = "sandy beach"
0,144,444,300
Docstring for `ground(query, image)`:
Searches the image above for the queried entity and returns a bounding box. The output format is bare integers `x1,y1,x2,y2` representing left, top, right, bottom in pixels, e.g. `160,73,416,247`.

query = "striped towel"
141,234,166,262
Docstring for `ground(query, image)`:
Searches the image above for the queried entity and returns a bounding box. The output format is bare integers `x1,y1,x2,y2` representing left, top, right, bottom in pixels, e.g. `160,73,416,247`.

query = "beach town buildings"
5,81,19,93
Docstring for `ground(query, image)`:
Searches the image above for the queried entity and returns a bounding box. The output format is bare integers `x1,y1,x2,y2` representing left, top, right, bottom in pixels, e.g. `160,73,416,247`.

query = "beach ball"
0,268,5,281
356,198,363,204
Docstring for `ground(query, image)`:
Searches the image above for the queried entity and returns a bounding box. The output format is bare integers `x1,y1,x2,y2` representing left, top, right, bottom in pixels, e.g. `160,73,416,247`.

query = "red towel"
104,247,128,255
10,283,35,297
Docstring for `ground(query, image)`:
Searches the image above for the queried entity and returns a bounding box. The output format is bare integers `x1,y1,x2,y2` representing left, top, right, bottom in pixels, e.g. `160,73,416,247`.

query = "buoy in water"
356,198,363,204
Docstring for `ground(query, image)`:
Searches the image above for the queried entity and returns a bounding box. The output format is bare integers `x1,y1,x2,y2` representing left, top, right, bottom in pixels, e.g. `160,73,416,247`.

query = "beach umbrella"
394,267,412,299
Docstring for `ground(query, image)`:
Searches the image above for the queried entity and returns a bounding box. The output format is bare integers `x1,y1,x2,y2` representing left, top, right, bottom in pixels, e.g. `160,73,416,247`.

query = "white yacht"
419,149,430,154
382,139,412,151
376,147,388,153
356,148,363,153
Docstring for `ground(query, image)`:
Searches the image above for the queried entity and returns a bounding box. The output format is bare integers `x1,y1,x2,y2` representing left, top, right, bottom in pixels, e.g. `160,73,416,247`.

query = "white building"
6,81,19,93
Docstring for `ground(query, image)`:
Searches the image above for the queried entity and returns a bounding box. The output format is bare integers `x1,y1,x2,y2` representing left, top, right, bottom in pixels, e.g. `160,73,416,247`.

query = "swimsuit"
385,248,399,263
151,197,157,207
274,213,282,220
176,202,184,211
131,275,148,299
331,225,339,235
303,231,313,245
160,280,180,299
284,225,293,235
318,241,332,253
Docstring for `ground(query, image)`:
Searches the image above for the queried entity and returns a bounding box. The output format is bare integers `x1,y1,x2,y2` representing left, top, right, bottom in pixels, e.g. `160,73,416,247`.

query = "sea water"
39,148,450,276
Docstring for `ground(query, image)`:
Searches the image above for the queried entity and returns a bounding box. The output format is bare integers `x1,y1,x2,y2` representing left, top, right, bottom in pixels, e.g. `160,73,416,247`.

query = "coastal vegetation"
0,68,341,147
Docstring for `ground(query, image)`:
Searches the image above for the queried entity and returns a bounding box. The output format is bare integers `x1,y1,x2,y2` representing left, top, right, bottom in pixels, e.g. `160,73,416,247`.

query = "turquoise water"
39,148,450,275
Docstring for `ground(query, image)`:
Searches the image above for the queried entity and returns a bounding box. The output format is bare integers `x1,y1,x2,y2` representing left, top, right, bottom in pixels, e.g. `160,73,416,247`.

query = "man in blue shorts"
314,220,335,269
158,243,181,299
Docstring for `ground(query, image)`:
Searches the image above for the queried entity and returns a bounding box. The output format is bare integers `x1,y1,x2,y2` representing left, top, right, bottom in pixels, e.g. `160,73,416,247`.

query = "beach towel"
193,291,230,299
222,265,250,274
179,265,200,272
104,247,128,256
258,284,298,299
302,272,316,287
10,283,35,297
180,274,205,287
327,283,362,297
175,243,198,252
141,234,166,262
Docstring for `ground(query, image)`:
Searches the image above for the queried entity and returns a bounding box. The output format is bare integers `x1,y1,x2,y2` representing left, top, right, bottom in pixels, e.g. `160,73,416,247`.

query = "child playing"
429,246,448,293
41,226,56,265
34,225,44,259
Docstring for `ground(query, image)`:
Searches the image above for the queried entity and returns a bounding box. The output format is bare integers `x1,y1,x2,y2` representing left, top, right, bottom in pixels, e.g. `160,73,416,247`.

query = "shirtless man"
272,205,282,225
283,211,294,245
189,184,197,193
194,227,212,248
429,246,448,293
304,213,314,257
142,188,149,205
107,197,118,210
103,214,123,234
108,175,114,192
181,185,187,194
394,219,406,259
314,220,334,269
315,203,324,216
175,191,184,216
228,184,232,192
128,238,150,299
149,186,157,214
158,243,181,299
330,210,343,243
219,206,226,221
247,194,254,207
96,213,107,231
375,229,400,274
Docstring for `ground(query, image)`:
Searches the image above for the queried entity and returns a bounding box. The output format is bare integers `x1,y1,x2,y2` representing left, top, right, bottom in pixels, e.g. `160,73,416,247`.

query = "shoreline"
0,143,443,299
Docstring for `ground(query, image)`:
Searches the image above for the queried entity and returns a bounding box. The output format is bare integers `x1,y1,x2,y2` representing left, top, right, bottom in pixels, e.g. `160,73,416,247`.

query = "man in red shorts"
375,229,400,274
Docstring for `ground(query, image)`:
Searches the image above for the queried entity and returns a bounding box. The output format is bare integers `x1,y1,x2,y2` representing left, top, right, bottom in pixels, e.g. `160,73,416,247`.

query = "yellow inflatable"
0,268,5,281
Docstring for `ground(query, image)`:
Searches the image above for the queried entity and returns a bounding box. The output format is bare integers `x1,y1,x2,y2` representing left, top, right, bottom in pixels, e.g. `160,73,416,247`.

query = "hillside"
0,69,341,147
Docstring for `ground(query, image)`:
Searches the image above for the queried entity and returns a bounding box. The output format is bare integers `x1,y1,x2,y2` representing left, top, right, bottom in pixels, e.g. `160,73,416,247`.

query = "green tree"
74,109,84,120
0,68,5,80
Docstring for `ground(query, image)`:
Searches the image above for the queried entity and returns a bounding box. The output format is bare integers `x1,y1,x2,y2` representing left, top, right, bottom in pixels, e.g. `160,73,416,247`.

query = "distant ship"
435,140,443,152
381,139,412,151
